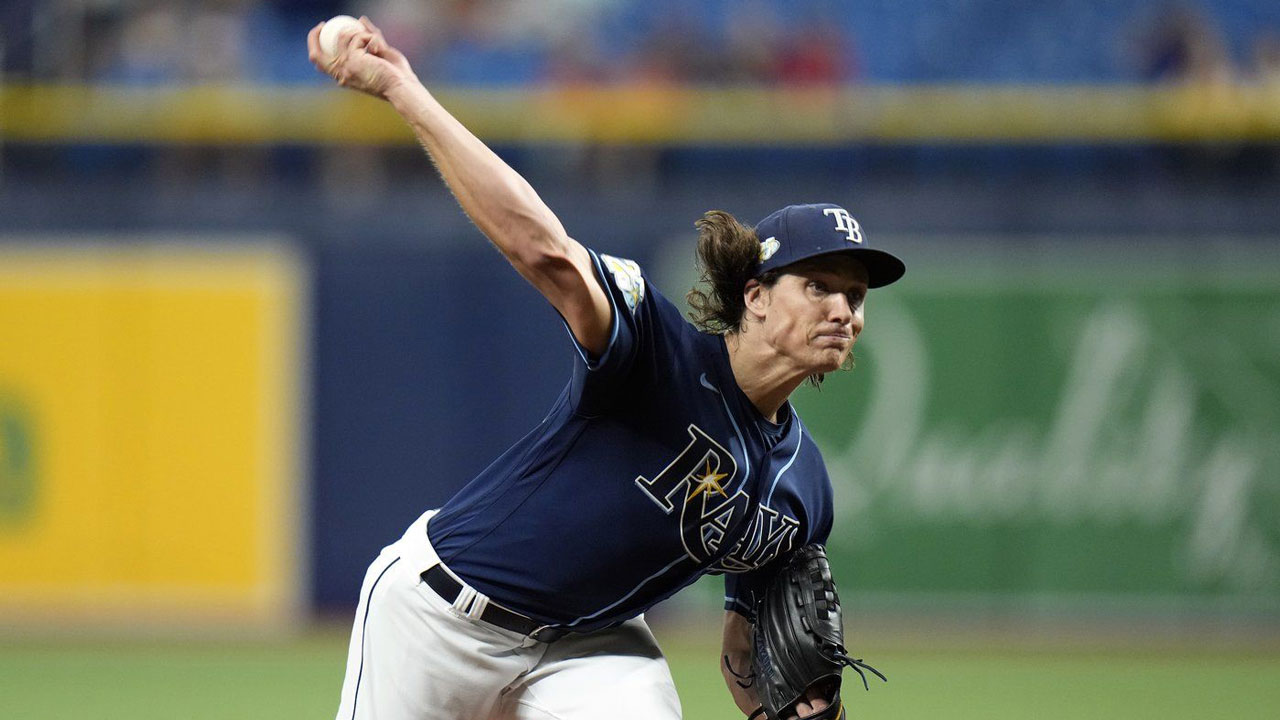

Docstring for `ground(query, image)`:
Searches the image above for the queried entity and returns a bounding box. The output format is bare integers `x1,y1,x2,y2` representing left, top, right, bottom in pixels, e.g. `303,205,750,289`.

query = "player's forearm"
722,610,761,715
386,80,569,265
383,78,611,355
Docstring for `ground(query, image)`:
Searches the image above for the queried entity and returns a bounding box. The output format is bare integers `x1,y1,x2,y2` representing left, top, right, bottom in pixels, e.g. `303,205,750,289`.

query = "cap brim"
792,248,906,289
853,248,906,288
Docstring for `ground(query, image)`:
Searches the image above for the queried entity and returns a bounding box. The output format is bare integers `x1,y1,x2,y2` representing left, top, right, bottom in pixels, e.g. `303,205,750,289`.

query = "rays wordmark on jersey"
635,424,799,570
712,504,799,574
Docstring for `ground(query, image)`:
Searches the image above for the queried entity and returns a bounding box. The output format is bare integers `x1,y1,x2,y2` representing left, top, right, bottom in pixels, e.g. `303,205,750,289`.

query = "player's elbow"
509,229,575,278
494,192,566,256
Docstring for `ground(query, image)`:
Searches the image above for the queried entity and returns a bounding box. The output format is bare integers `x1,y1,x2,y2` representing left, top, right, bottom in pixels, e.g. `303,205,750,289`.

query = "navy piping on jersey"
765,427,805,507
566,554,689,626
561,249,621,371
698,373,751,482
351,556,401,720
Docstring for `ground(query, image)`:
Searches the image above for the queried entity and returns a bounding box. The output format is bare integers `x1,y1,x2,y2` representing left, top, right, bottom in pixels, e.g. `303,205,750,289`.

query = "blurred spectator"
95,2,183,83
185,0,253,82
5,1,1276,89
545,33,611,85
1252,29,1280,88
723,1,784,84
353,0,450,77
1,0,39,76
431,0,547,85
779,20,854,86
627,7,720,84
1136,3,1235,84
94,1,255,84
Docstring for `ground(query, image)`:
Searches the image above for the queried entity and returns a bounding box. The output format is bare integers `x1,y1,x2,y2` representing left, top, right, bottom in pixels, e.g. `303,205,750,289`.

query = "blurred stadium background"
2,0,1279,718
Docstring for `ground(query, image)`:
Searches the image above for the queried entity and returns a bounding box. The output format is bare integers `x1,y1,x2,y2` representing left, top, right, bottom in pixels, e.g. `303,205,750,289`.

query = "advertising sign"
0,242,305,626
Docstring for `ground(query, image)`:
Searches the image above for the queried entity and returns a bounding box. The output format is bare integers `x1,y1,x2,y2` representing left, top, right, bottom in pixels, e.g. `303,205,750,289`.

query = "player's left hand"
307,16,417,100
786,686,830,719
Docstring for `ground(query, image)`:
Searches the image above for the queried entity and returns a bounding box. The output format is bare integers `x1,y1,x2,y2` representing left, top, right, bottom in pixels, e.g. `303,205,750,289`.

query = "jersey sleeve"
723,566,773,618
562,248,692,409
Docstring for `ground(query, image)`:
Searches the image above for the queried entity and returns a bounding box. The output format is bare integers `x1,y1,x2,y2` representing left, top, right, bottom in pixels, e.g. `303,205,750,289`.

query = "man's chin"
811,354,846,374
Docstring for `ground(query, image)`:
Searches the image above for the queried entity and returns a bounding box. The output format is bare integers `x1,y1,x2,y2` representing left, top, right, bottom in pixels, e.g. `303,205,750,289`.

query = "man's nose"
829,294,854,324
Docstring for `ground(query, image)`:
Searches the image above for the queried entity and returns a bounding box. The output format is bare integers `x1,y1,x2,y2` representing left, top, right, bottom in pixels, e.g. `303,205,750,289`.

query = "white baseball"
319,15,365,59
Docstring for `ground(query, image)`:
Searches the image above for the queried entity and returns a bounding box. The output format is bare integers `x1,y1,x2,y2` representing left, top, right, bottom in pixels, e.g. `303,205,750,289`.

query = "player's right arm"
306,18,612,356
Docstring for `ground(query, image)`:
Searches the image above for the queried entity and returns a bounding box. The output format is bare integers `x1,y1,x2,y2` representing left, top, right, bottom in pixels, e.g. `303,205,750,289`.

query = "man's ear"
743,279,769,322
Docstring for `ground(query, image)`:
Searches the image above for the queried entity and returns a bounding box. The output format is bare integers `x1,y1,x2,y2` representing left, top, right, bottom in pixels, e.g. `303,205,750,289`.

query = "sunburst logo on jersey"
686,458,729,504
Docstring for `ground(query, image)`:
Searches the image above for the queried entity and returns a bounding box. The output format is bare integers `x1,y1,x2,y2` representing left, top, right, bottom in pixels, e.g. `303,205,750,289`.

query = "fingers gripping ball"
748,545,886,720
319,15,365,59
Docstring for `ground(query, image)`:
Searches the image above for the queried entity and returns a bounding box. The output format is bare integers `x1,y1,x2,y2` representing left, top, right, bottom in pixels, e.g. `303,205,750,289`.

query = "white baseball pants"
334,510,683,720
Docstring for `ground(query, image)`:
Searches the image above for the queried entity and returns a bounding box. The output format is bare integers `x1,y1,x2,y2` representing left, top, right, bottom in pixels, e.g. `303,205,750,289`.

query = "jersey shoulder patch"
600,253,645,314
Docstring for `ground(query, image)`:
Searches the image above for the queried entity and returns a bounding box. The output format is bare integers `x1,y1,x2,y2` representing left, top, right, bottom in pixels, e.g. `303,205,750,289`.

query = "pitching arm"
307,18,612,356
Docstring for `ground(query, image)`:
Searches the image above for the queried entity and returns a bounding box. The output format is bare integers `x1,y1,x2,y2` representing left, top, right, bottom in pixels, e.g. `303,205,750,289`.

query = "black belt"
422,564,568,643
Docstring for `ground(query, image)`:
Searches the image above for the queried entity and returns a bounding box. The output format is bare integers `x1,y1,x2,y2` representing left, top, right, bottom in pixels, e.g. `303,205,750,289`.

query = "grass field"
2,624,1278,719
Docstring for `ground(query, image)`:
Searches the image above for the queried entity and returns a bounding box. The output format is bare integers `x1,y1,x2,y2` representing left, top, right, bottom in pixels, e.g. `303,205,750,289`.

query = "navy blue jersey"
427,249,836,631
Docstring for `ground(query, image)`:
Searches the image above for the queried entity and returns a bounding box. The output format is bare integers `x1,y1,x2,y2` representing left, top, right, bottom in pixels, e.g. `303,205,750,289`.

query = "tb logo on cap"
822,207,863,244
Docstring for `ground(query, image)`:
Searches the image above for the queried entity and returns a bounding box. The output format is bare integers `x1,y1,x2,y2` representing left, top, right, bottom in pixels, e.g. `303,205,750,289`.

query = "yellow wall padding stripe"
3,83,1280,145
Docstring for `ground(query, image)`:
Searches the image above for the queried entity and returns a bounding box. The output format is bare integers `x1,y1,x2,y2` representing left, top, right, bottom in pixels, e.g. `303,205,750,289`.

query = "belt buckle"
529,625,565,643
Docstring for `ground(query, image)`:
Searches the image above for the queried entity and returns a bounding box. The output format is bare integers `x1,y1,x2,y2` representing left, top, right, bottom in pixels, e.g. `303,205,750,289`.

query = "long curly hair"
685,210,780,333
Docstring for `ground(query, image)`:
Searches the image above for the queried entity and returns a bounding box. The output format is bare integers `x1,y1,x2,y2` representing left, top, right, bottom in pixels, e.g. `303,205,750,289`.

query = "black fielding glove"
746,545,885,720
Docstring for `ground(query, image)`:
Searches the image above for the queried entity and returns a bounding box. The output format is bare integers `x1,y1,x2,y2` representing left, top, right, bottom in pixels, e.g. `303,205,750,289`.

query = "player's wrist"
385,74,428,109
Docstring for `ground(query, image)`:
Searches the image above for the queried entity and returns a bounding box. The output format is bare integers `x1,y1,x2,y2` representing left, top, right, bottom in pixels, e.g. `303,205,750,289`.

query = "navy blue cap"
754,203,905,288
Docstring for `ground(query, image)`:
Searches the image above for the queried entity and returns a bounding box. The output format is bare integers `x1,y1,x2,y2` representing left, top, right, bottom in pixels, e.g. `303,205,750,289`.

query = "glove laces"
831,649,888,691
